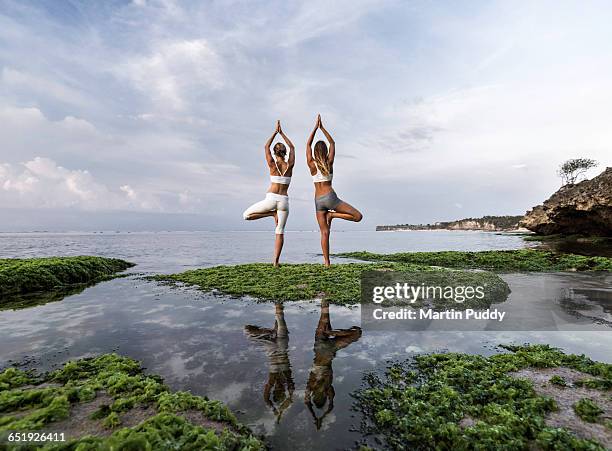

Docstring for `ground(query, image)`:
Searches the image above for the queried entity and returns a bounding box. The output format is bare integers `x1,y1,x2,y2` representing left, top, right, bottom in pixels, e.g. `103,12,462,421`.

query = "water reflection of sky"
0,231,610,450
1,276,611,450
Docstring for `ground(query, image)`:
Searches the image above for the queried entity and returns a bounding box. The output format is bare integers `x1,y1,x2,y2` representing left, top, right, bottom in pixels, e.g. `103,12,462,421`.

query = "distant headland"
376,215,524,232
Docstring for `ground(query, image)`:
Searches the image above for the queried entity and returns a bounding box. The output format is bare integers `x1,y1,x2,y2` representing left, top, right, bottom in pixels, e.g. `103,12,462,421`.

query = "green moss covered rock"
574,398,605,423
355,344,611,450
0,256,134,298
337,249,612,271
0,354,264,450
155,263,509,306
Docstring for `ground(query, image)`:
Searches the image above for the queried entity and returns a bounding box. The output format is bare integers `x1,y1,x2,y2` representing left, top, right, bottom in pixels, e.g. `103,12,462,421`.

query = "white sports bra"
270,175,291,184
312,165,333,183
270,159,291,185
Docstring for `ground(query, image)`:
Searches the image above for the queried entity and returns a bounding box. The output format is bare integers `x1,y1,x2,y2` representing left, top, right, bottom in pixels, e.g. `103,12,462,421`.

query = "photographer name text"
371,308,506,322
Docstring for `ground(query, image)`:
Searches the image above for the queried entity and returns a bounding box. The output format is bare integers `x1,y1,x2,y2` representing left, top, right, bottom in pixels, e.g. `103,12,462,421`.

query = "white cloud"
1,157,126,210
0,155,257,214
347,80,612,189
119,184,162,211
117,39,223,111
0,106,106,164
119,184,137,199
0,104,258,214
278,0,384,47
1,1,611,229
2,68,90,107
0,158,200,212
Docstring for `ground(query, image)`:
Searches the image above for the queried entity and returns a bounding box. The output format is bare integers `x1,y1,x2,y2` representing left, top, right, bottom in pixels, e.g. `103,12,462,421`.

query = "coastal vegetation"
558,158,599,186
376,215,523,232
0,354,264,450
0,257,134,299
154,263,509,306
337,249,612,272
354,344,611,450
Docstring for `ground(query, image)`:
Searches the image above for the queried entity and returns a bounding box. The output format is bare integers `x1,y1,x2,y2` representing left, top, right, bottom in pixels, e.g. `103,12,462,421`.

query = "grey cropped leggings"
315,190,342,211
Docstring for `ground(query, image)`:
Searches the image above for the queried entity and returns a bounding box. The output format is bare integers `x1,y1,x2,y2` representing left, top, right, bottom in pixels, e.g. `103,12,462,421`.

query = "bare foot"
326,211,333,227
273,262,280,268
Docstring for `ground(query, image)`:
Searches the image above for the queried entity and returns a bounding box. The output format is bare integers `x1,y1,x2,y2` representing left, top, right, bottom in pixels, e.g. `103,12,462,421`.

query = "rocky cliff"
521,167,612,236
377,216,523,232
446,219,503,231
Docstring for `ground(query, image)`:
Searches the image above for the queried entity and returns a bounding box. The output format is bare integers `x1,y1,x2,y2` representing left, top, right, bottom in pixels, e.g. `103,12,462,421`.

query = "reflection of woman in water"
304,299,362,430
243,120,295,267
244,302,294,423
306,114,363,266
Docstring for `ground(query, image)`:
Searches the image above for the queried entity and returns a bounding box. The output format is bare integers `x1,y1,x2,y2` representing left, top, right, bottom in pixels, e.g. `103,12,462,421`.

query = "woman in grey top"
306,114,363,266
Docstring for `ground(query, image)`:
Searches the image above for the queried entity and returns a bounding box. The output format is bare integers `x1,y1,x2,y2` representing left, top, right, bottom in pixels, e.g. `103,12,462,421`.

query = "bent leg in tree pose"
243,120,295,266
306,114,362,266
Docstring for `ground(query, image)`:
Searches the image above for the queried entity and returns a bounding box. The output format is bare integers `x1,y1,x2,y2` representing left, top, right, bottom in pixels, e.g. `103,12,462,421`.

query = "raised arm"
306,117,319,165
264,122,279,167
278,123,295,168
318,117,335,165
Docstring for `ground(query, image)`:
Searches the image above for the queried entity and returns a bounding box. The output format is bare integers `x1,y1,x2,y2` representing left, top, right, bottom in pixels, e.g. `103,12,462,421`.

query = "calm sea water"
0,231,610,450
0,230,533,272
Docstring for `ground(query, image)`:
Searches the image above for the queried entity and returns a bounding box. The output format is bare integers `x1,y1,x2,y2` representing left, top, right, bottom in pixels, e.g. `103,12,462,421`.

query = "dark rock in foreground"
521,167,612,236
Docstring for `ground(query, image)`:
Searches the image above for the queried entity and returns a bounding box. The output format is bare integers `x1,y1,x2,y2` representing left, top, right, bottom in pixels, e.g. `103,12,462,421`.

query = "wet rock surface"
510,367,611,448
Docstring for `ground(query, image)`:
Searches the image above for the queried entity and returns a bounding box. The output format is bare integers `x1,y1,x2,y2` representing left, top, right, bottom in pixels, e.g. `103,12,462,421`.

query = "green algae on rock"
154,263,510,306
337,249,612,272
0,256,134,299
521,234,611,243
354,344,612,450
573,398,605,423
550,375,567,387
0,354,264,450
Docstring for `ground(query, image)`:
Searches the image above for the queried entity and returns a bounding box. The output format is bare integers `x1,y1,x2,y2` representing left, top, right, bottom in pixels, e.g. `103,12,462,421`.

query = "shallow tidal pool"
1,231,610,449
0,273,611,449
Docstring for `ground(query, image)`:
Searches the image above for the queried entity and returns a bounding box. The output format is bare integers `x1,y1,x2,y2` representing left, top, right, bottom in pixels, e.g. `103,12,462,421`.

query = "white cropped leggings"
243,193,289,234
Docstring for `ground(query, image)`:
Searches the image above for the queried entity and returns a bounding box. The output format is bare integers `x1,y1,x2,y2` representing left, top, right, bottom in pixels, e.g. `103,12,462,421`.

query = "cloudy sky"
1,0,610,231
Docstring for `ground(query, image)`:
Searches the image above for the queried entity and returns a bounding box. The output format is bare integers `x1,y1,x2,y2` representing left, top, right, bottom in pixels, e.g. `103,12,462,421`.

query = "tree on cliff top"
557,158,598,185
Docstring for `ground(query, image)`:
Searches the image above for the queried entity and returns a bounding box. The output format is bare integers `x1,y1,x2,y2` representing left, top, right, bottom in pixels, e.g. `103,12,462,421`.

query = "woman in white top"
306,115,362,266
243,120,295,266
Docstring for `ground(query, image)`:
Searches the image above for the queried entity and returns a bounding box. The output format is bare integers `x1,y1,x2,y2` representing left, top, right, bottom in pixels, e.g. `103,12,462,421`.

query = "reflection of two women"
244,302,294,423
245,299,361,429
304,299,361,430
